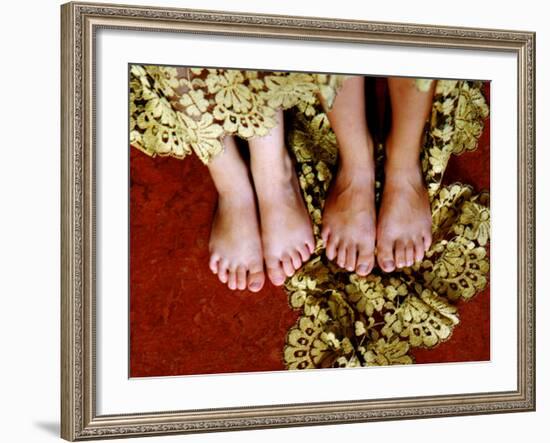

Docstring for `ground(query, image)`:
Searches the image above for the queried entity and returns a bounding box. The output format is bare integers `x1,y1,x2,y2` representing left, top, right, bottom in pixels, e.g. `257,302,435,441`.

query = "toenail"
383,260,394,269
357,265,368,274
249,281,260,289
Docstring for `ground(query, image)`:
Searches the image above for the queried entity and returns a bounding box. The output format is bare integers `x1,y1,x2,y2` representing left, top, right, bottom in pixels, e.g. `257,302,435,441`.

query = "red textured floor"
129,149,300,377
130,83,490,377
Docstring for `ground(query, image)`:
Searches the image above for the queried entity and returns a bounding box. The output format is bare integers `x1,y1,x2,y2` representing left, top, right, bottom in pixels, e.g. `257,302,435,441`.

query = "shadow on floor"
33,421,59,436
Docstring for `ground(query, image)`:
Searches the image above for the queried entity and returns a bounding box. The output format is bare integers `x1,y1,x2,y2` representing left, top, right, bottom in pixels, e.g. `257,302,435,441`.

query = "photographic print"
129,66,491,377
62,3,535,439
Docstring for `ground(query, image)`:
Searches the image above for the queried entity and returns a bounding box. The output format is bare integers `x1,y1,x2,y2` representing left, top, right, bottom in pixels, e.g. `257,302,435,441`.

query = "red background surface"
130,81,490,377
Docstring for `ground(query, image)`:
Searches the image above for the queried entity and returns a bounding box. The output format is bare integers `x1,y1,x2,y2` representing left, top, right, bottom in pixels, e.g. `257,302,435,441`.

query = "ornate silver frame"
61,1,536,440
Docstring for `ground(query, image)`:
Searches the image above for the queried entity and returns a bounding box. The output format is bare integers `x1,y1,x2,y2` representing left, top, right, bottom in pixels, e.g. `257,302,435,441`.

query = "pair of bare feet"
322,76,434,276
208,110,315,293
208,77,435,292
321,134,432,277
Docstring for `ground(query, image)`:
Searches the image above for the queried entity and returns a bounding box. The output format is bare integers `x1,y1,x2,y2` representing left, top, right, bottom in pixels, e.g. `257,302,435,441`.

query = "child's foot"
321,162,376,276
207,136,265,292
208,190,265,292
376,139,432,272
251,146,315,286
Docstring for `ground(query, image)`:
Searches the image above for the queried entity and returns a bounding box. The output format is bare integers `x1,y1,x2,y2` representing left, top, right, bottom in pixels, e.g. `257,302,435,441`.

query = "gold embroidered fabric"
283,79,489,369
130,65,346,164
129,67,490,370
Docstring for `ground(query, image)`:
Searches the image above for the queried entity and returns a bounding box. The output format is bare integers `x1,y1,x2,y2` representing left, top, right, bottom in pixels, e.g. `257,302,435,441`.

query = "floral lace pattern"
283,79,489,369
129,67,490,370
130,65,346,163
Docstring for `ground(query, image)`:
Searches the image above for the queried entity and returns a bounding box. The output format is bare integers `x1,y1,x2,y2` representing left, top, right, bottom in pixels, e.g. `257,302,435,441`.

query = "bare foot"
322,75,377,276
376,139,432,272
321,162,376,276
209,192,265,292
251,144,315,286
207,136,265,292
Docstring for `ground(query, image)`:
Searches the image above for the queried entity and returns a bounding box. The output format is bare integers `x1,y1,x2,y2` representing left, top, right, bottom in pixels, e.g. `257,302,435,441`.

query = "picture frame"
61,1,536,440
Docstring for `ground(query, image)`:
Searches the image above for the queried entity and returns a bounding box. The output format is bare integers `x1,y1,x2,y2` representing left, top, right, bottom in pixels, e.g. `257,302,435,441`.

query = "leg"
249,109,315,286
207,135,265,292
322,76,376,276
376,77,434,272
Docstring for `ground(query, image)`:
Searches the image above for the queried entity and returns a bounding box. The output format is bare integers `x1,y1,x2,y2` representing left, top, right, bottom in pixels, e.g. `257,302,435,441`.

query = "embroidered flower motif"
141,65,181,97
130,67,491,370
206,70,253,114
284,316,330,370
213,98,276,139
431,185,473,234
364,337,413,366
130,66,344,161
263,73,317,109
456,201,490,245
179,113,224,163
346,275,407,317
179,89,209,117
422,239,489,300
382,289,459,347
244,70,265,91
452,85,490,154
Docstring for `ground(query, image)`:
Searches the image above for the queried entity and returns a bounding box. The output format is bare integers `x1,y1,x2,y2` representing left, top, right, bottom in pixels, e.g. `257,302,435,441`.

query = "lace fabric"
283,79,489,368
129,66,490,369
130,65,346,163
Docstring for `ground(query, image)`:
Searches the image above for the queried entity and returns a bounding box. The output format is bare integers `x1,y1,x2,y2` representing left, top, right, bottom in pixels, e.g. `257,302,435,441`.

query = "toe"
290,250,302,270
376,240,395,273
281,255,295,277
325,236,339,261
414,237,425,263
297,244,311,262
423,231,433,252
218,259,229,283
227,267,237,290
305,235,315,254
336,244,347,269
209,253,220,274
345,244,357,272
405,242,414,267
236,265,247,290
247,262,265,292
321,226,330,246
356,246,375,276
266,259,286,286
394,240,406,268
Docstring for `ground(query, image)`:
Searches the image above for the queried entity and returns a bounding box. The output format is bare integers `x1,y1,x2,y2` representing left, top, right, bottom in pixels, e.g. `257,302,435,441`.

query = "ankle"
338,153,375,186
384,158,424,190
337,135,375,178
385,129,422,176
217,185,255,209
250,144,295,186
